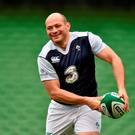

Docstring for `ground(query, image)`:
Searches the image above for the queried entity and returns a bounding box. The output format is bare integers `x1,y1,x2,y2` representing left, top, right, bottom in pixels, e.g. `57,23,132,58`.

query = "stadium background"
0,0,135,135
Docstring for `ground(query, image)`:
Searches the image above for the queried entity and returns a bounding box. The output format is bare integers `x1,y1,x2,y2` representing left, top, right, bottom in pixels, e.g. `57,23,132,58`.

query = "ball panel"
100,92,125,119
111,101,125,119
100,103,111,117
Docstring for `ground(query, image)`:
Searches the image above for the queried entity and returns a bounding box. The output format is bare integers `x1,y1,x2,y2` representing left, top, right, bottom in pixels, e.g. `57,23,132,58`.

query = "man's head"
45,13,71,47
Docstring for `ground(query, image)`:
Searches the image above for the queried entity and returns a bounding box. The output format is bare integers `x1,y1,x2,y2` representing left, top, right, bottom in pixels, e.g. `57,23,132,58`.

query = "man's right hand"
85,96,103,112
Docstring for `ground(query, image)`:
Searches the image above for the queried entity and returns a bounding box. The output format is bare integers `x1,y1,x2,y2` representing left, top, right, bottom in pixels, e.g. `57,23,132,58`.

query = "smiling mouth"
51,31,61,37
52,34,61,39
52,36,59,39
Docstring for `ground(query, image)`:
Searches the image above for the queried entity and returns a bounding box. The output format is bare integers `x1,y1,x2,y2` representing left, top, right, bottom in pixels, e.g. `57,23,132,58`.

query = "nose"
52,27,58,34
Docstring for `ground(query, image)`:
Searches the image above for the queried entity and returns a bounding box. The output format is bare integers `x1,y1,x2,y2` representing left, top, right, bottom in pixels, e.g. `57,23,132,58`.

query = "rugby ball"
100,92,125,119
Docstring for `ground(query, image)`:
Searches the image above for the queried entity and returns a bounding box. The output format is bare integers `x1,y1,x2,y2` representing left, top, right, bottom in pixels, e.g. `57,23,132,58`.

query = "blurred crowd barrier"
0,0,135,11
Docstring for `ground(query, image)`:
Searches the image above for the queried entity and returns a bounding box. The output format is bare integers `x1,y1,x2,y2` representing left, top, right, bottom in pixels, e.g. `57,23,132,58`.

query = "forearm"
97,46,125,90
112,56,129,111
112,56,125,90
43,80,100,110
50,88,101,110
50,87,88,105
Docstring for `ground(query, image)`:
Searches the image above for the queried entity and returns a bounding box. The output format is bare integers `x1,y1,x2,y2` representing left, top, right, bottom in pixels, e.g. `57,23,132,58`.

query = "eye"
47,26,53,31
55,24,61,28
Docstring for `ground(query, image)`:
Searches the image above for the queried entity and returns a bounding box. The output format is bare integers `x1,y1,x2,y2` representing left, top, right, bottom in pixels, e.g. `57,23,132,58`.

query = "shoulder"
71,31,102,44
38,40,56,58
71,31,88,38
71,31,101,40
88,32,102,42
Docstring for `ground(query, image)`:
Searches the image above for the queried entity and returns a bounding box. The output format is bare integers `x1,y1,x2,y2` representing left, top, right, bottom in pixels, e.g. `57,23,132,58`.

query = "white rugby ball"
100,92,125,119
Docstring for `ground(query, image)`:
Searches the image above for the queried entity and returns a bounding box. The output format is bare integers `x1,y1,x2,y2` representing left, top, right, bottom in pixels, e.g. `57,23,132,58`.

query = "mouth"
52,36,60,40
51,33,61,40
51,31,61,37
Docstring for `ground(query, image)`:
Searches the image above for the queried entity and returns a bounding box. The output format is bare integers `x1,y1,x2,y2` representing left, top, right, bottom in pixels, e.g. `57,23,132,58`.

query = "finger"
123,97,129,112
98,106,103,113
118,93,124,98
96,96,102,101
118,94,129,112
124,99,129,112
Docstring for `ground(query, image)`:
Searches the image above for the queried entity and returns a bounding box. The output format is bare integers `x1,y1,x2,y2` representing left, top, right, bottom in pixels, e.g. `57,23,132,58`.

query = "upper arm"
37,56,60,98
87,32,118,63
88,32,107,54
96,44,120,63
42,79,60,97
37,56,59,81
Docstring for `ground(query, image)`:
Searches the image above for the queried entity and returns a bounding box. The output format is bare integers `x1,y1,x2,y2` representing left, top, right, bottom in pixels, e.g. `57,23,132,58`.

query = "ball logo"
112,102,125,117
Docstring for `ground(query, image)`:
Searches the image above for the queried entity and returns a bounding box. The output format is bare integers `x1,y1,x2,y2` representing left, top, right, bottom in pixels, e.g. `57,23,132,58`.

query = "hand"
85,96,102,112
118,88,129,112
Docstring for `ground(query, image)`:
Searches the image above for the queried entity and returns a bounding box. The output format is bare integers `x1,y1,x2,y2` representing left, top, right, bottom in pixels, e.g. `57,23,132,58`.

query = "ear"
66,22,71,30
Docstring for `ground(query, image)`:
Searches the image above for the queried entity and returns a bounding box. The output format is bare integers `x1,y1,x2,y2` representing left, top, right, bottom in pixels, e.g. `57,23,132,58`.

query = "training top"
37,32,106,98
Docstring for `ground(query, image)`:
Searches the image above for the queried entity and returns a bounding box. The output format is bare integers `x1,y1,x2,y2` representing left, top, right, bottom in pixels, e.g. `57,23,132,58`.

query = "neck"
57,32,70,50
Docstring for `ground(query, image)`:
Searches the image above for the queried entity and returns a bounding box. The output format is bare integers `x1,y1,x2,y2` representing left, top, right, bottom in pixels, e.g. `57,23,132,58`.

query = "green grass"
0,10,135,135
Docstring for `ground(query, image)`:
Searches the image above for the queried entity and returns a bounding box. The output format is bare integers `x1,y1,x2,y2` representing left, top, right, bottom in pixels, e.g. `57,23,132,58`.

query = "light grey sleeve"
37,57,59,81
88,32,107,54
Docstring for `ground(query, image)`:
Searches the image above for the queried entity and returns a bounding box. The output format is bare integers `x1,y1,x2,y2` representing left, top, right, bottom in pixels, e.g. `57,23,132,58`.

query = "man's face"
45,16,70,45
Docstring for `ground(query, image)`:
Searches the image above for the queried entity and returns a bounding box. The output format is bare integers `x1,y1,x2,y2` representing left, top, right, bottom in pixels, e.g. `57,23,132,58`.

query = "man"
37,12,129,135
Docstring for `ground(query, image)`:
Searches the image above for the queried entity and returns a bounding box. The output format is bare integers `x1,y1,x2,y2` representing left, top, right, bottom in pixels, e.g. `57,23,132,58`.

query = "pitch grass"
0,10,135,135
